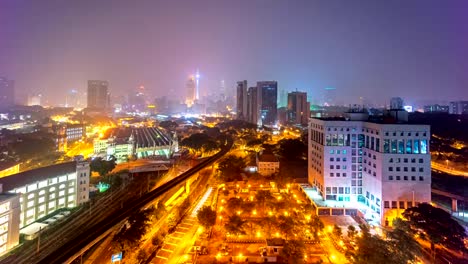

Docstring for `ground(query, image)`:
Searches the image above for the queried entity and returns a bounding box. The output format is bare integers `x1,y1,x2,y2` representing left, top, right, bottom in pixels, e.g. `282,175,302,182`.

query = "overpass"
431,188,468,213
20,137,232,264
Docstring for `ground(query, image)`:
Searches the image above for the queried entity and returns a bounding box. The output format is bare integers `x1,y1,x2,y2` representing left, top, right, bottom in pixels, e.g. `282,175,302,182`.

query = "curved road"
37,137,232,264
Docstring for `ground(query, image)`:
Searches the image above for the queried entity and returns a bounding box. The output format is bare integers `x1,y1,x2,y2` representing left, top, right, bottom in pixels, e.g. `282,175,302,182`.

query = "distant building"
27,94,42,106
256,150,280,176
308,113,431,225
0,193,20,256
236,80,248,120
449,101,468,115
423,104,449,113
287,91,310,125
257,81,278,126
247,86,260,125
87,80,109,110
0,158,90,228
186,75,196,107
390,97,404,110
0,78,15,108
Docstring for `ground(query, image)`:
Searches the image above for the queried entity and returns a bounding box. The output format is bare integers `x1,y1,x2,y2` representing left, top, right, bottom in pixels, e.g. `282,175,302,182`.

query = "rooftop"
257,152,278,163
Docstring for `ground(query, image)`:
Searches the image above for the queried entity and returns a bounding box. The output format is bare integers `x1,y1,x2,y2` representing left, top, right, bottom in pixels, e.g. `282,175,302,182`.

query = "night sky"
1,0,467,106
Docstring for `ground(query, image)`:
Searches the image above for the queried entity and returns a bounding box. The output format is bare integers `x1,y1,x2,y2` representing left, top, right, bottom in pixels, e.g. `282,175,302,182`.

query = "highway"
36,137,232,264
431,161,468,177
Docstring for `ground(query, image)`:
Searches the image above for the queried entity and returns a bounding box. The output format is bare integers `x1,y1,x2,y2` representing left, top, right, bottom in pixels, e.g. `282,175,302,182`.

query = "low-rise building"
0,158,90,228
256,151,279,176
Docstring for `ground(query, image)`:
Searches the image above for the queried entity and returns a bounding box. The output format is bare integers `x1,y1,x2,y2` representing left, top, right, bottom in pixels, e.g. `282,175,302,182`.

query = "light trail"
191,187,213,217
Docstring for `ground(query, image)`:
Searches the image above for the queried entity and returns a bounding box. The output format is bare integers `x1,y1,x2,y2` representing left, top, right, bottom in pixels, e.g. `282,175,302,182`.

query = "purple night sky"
1,0,468,106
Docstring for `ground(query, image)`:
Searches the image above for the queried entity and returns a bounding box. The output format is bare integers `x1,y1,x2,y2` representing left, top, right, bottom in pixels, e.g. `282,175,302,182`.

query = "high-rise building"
87,80,109,109
287,91,310,125
449,101,468,115
308,113,431,225
236,80,248,120
186,75,196,107
257,81,278,126
0,78,15,108
323,87,336,106
247,86,260,125
27,94,42,106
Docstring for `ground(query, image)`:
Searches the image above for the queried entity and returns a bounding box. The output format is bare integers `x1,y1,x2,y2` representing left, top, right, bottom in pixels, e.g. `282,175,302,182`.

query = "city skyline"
1,0,468,106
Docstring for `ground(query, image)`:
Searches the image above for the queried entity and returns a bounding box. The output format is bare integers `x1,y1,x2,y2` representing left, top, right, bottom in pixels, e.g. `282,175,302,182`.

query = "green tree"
281,240,306,264
403,203,467,258
197,206,217,229
385,218,420,264
90,156,116,176
113,207,154,251
224,215,246,237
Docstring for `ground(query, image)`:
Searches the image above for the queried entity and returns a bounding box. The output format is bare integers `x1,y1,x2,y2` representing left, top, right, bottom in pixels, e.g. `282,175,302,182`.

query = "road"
35,137,232,264
431,161,468,177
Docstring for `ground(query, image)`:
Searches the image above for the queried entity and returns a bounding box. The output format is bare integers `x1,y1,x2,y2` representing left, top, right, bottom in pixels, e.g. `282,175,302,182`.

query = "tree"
197,206,217,229
385,218,420,264
180,133,219,156
90,156,116,176
278,215,301,240
347,225,357,240
255,190,274,213
136,248,148,263
151,235,162,247
308,216,324,241
403,203,466,254
281,240,306,264
159,120,178,130
332,224,342,238
349,225,391,264
113,207,154,251
260,216,277,238
224,215,246,237
217,155,246,182
277,139,307,160
226,197,243,213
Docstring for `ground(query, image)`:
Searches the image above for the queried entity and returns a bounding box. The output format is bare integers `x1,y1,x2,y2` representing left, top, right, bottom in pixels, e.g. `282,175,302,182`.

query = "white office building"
0,193,20,256
308,112,431,225
0,158,90,228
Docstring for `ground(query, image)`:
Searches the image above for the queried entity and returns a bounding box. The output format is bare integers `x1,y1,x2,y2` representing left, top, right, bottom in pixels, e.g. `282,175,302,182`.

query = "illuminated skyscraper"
195,70,200,100
0,77,15,108
257,81,278,126
186,75,196,107
87,80,109,110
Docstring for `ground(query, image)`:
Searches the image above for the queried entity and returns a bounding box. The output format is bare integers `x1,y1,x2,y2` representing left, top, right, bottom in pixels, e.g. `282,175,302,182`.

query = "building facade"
257,81,278,126
256,151,280,176
449,101,468,115
87,80,109,109
308,114,431,225
287,91,310,126
0,193,20,256
236,80,248,121
0,159,90,228
423,104,449,113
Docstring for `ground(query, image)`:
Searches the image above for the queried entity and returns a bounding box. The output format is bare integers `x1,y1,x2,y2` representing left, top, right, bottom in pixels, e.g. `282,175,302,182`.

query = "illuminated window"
48,201,56,209
38,180,48,188
26,208,35,217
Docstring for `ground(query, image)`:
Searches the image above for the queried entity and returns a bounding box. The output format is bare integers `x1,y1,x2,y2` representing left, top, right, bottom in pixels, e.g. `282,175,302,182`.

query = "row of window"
389,158,424,163
329,165,348,170
383,139,428,154
384,200,419,209
329,157,347,162
326,186,363,195
329,172,348,177
388,175,424,181
389,167,424,172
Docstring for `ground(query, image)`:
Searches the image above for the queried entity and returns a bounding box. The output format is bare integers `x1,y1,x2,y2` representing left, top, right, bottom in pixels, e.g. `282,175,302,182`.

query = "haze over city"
1,0,468,106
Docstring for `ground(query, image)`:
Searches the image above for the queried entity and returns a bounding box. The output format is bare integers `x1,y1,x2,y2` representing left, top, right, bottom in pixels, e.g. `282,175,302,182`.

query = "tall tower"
195,70,200,101
87,80,109,110
186,75,196,107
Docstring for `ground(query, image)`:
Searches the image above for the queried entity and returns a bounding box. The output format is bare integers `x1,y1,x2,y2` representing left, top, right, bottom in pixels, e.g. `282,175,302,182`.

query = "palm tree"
255,190,274,214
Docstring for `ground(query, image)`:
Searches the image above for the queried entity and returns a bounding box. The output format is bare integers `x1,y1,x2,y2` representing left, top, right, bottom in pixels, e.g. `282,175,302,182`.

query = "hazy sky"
1,0,467,106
